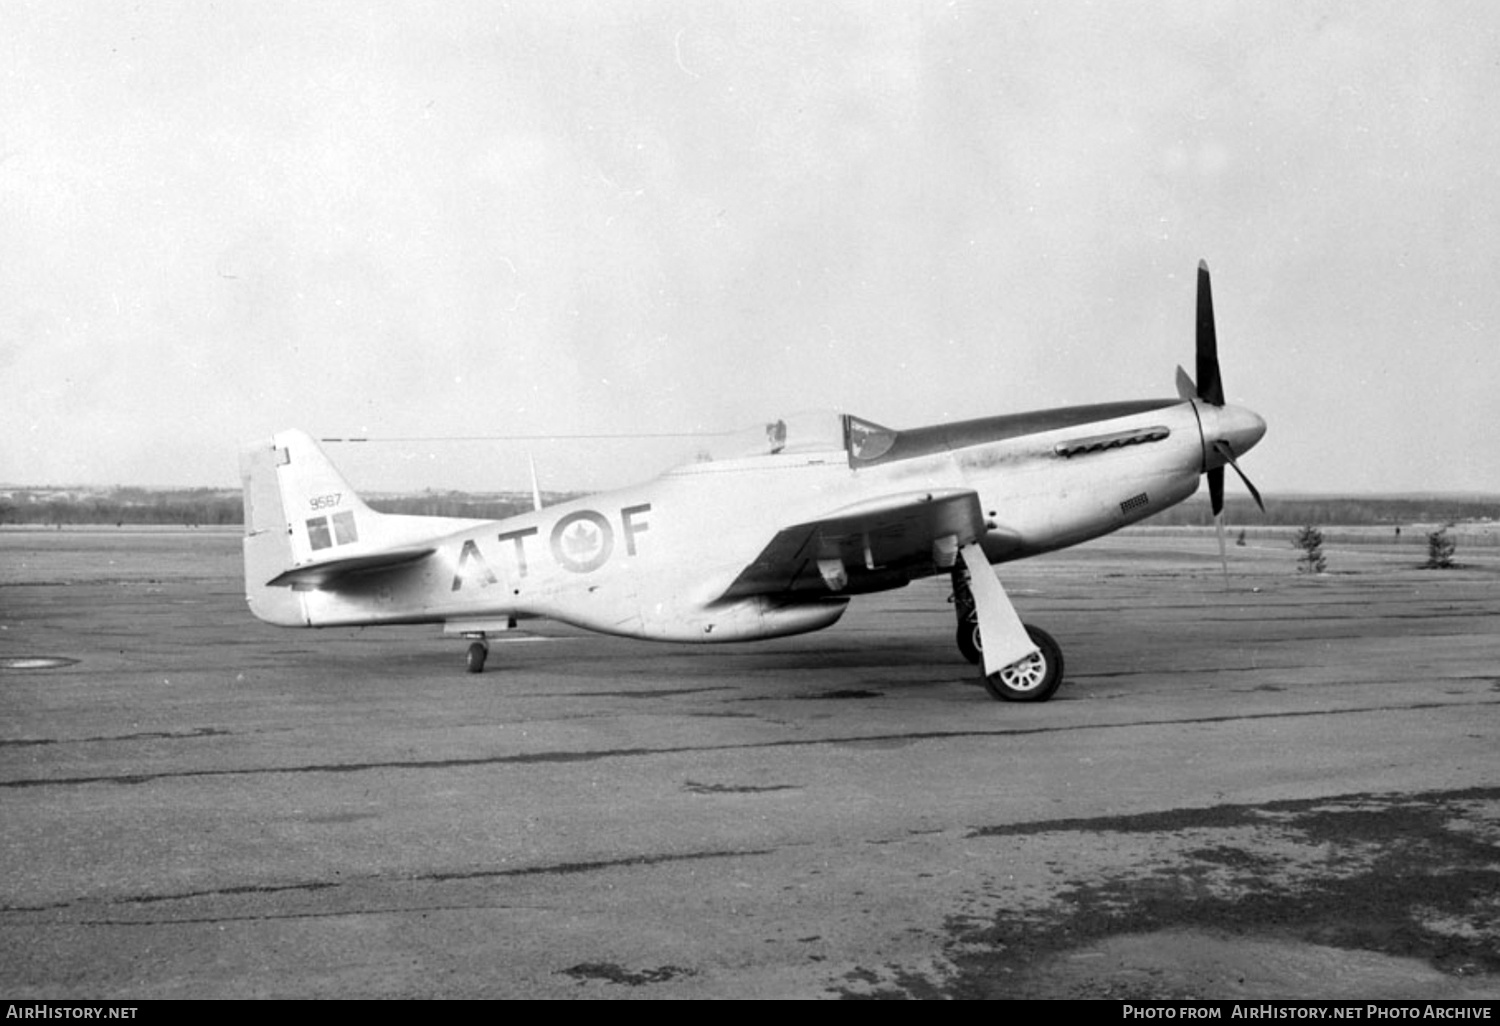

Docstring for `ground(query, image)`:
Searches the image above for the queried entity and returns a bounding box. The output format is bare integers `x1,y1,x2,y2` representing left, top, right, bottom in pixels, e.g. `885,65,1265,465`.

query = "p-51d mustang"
241,262,1265,702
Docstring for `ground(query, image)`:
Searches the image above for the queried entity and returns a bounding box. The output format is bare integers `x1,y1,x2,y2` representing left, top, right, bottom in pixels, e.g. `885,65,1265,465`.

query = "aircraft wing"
719,488,989,599
266,547,436,588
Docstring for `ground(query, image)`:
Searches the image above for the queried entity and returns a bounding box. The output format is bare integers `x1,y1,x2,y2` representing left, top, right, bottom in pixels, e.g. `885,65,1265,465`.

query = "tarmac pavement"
2,527,1497,998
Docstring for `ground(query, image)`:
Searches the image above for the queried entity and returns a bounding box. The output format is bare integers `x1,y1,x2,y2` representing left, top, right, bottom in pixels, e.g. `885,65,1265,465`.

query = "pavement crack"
0,726,232,748
3,699,1495,790
683,780,800,794
0,847,778,925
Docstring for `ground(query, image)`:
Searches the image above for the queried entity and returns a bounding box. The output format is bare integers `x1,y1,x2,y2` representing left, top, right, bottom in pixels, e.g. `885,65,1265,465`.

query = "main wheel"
956,617,982,665
981,625,1063,702
466,641,488,674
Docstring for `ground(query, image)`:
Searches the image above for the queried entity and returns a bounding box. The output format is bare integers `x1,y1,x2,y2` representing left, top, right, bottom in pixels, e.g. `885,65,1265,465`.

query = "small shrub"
1293,525,1326,574
1425,526,1457,569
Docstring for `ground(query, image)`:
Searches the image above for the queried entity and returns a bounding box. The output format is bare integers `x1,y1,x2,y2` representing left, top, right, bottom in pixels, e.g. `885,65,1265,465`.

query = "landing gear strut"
951,568,981,665
950,567,1065,702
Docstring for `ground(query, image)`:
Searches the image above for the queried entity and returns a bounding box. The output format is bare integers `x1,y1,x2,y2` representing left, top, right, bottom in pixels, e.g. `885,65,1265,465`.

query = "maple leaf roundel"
549,510,614,573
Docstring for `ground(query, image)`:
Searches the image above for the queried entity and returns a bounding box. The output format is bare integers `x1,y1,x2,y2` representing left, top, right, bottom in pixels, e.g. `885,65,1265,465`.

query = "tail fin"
240,432,498,630
241,430,370,625
241,430,490,627
244,429,377,557
243,428,440,623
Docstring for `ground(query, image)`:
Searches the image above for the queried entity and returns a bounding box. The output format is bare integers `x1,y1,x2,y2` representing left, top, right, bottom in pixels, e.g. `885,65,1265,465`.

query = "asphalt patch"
841,787,1500,998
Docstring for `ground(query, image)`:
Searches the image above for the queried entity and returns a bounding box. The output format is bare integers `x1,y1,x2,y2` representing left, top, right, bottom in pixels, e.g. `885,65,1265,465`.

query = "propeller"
1184,260,1266,577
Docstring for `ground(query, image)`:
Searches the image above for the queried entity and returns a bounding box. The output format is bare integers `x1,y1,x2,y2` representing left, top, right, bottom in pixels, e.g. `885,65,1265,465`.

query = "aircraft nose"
1221,404,1267,457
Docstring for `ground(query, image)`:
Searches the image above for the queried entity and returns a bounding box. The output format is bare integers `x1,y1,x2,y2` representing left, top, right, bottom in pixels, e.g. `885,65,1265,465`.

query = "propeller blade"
1175,365,1197,401
1208,465,1225,517
1196,260,1224,406
1226,458,1265,515
1213,440,1266,513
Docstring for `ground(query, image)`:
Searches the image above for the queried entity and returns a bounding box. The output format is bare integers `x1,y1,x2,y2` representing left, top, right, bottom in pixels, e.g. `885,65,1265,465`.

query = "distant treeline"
1,488,243,527
1149,494,1500,527
0,488,585,526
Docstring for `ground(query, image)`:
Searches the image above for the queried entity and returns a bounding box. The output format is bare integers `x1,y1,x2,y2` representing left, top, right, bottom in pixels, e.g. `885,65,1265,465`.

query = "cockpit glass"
677,411,897,465
846,416,897,461
689,411,848,462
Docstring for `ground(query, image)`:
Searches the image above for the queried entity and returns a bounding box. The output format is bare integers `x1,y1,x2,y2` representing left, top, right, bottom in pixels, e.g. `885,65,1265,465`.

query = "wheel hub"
999,651,1047,692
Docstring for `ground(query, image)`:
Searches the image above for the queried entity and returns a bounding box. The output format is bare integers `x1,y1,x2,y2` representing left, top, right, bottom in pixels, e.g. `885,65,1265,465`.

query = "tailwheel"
981,625,1063,702
466,641,489,674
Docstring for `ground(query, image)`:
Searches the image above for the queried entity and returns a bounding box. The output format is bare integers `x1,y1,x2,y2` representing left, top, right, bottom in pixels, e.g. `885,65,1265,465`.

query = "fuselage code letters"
452,504,651,590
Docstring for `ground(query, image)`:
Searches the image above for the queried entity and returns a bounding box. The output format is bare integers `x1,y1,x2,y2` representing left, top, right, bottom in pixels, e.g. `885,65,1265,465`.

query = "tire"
956,617,982,665
981,625,1063,702
466,642,488,674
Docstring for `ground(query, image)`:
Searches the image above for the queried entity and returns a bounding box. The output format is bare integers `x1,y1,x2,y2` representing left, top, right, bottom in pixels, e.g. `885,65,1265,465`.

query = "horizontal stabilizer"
266,547,436,589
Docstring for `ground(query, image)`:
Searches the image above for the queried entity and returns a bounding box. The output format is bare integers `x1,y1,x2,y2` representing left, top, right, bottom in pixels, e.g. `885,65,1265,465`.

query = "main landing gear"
466,640,488,674
951,568,1065,703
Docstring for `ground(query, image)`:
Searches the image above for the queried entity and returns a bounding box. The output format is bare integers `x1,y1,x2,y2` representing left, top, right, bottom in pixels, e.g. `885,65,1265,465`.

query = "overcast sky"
3,0,1497,495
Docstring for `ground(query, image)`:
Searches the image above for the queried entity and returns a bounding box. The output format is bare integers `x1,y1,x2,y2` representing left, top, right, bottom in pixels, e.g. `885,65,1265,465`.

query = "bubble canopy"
685,411,898,465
